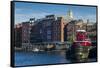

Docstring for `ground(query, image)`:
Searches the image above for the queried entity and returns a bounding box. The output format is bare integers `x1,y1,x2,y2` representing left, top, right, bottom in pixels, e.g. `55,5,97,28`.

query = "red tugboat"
67,30,92,60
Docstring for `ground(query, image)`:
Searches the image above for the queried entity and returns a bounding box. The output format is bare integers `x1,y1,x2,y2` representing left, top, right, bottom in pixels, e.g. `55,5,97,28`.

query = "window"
47,35,51,39
40,29,42,33
47,30,51,34
46,22,51,26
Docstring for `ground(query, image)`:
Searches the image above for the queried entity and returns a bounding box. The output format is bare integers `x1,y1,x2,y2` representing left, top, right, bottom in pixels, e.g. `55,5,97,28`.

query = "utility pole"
86,19,89,32
86,19,89,38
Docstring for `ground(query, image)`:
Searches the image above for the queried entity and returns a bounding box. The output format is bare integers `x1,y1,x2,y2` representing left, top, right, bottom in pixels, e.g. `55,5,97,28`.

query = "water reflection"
15,51,96,66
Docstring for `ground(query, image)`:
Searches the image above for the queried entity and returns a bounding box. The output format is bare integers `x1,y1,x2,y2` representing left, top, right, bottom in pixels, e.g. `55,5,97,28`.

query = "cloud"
15,12,53,24
15,6,54,24
74,14,96,23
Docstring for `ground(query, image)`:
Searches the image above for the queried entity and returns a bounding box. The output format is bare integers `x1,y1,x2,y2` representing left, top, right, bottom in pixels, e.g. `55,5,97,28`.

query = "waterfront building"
64,19,85,42
14,24,22,47
30,15,64,43
14,9,96,50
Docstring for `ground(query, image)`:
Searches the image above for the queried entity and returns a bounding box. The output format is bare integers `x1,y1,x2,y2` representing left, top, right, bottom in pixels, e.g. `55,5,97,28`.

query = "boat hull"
66,43,92,60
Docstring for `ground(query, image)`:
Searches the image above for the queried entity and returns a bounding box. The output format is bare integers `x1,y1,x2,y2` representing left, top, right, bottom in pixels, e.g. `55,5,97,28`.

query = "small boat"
32,48,39,52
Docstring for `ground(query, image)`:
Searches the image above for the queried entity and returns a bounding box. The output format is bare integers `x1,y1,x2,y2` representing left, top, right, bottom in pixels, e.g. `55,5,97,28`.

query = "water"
15,51,96,67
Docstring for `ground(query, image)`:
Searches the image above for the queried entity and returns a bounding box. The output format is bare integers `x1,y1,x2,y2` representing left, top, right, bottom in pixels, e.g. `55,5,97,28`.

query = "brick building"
15,20,33,47
14,13,97,48
64,19,96,42
30,15,64,43
14,24,22,47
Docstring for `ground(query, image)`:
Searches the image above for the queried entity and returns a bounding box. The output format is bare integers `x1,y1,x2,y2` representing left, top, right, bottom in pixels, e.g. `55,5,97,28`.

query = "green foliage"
88,34,96,38
68,35,75,43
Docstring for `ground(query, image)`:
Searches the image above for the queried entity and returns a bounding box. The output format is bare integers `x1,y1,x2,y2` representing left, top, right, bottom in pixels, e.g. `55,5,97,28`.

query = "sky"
14,2,97,24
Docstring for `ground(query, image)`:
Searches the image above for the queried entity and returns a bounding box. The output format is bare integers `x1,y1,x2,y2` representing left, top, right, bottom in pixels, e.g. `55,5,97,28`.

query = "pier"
15,42,72,51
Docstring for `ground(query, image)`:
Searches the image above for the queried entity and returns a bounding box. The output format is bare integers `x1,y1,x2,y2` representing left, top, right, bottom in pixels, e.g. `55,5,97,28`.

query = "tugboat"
66,30,92,60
